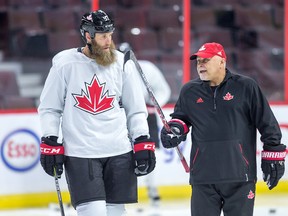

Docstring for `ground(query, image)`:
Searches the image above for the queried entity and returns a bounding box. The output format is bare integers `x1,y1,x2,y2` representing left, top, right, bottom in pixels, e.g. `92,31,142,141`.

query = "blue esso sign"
1,129,40,172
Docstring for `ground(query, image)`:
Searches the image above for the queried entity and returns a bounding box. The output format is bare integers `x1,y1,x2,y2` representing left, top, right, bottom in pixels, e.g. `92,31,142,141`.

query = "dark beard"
88,40,116,66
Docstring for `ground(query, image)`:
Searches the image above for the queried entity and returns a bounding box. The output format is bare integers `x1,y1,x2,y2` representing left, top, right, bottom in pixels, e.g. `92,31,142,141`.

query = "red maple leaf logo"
72,75,115,115
247,190,255,199
223,92,234,101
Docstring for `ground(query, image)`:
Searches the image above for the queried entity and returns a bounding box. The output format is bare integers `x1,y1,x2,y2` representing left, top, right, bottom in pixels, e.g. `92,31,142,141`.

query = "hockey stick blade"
54,168,65,216
124,50,190,173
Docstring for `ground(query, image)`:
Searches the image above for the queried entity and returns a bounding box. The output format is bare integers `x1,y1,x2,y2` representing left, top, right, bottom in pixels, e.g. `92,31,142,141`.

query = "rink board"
0,105,287,209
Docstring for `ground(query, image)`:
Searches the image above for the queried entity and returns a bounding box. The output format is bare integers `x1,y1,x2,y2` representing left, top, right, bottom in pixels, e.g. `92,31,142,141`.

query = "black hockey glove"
133,136,156,176
261,144,286,190
160,119,189,148
40,136,65,178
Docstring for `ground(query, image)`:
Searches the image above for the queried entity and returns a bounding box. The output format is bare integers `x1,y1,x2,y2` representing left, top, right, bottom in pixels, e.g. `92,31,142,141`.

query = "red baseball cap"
190,42,227,60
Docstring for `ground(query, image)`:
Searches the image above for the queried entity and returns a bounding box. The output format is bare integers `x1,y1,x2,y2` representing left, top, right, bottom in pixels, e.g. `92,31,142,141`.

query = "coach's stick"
54,168,65,216
124,50,190,173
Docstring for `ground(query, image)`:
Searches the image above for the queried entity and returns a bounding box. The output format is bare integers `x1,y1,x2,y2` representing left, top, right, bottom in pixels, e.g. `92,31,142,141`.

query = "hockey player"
118,42,171,207
160,42,286,216
38,10,156,216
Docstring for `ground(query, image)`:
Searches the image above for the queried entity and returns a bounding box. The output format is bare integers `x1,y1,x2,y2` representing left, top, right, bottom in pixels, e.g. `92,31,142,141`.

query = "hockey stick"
54,168,65,216
124,50,190,173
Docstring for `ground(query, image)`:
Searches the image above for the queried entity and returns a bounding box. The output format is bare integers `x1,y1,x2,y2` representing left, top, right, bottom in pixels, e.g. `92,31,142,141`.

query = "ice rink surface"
0,194,287,216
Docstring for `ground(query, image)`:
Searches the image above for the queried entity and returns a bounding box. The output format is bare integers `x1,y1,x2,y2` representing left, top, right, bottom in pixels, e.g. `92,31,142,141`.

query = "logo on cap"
198,46,206,51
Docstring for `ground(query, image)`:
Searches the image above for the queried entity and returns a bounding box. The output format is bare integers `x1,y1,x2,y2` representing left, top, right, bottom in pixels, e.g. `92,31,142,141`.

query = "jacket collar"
202,68,232,87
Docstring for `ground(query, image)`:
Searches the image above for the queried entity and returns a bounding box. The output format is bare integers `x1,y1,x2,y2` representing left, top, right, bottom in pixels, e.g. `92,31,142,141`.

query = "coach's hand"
133,136,156,176
261,144,286,190
161,119,189,148
40,136,65,178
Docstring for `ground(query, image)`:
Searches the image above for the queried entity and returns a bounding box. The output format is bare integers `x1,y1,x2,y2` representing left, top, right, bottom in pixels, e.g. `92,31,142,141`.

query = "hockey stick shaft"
54,168,65,216
125,50,190,173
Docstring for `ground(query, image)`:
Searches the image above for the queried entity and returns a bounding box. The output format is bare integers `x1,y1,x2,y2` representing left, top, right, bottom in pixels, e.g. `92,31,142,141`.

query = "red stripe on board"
0,108,37,114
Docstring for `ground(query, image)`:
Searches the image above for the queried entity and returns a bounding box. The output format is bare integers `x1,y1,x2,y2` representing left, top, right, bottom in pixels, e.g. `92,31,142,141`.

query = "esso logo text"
1,129,40,172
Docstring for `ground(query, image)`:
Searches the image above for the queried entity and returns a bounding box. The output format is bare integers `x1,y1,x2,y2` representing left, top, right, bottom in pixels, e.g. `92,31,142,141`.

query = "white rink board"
0,105,287,196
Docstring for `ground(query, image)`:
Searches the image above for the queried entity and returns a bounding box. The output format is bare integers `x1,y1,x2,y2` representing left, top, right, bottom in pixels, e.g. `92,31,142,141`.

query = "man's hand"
133,136,156,176
40,136,64,178
160,119,189,148
261,144,286,190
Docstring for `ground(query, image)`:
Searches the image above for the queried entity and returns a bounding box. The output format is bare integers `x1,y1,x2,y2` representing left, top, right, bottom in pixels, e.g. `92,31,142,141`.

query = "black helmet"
80,10,114,41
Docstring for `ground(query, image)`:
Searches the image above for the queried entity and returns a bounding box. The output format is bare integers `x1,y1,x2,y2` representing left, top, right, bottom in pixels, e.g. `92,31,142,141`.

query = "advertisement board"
0,105,287,208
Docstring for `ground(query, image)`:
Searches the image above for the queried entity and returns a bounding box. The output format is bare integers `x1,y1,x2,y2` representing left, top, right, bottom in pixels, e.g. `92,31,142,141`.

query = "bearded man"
38,10,156,216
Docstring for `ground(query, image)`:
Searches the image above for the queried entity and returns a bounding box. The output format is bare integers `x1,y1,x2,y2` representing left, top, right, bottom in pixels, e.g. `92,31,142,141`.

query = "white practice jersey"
138,60,171,107
38,48,149,158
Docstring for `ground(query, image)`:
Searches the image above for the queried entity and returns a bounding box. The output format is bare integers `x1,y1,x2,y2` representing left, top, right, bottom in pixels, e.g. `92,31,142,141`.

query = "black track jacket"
171,69,282,184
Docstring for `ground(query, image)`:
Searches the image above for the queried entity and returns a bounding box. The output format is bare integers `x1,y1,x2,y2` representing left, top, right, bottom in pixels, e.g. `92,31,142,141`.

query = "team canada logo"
72,75,115,115
223,92,234,101
247,190,255,199
199,45,206,51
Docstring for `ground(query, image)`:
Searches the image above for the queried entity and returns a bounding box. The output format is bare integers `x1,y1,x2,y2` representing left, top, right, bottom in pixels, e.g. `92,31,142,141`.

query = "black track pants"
191,181,256,216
